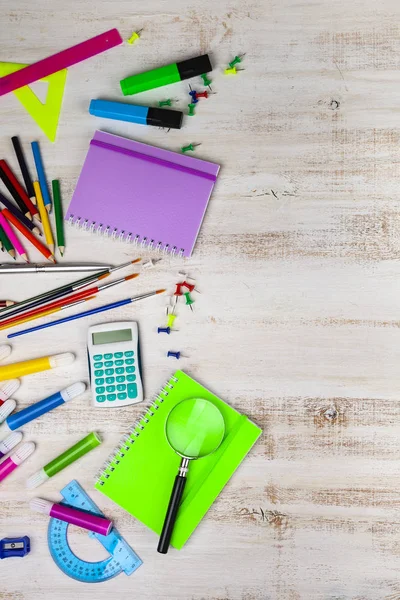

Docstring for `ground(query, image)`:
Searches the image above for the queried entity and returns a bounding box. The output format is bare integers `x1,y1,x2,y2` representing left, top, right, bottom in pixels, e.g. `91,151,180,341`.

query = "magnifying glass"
157,397,225,554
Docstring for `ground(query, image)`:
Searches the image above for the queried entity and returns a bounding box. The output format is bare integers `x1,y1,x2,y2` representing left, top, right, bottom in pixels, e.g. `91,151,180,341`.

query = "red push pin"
195,91,209,99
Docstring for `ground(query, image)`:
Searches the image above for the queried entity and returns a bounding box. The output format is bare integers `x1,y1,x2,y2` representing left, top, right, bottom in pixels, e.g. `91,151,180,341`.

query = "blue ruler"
47,480,142,583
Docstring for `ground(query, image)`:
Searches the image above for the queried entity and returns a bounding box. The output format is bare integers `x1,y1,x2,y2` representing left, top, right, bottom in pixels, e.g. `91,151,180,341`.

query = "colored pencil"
1,208,54,263
8,290,166,338
0,211,28,262
0,273,139,330
33,181,54,254
0,301,15,308
0,258,141,318
0,223,15,259
31,142,52,213
52,180,65,256
11,136,35,201
0,159,39,221
1,295,95,331
0,191,41,236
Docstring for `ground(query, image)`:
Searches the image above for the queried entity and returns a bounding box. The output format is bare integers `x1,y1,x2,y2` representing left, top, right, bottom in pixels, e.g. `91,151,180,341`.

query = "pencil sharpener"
0,536,30,559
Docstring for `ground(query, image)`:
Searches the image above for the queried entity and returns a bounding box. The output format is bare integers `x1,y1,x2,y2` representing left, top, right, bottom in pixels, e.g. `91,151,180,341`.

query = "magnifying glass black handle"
158,469,188,554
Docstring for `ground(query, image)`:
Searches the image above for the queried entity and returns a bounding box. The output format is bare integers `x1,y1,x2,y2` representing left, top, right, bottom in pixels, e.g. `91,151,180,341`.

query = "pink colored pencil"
0,211,28,262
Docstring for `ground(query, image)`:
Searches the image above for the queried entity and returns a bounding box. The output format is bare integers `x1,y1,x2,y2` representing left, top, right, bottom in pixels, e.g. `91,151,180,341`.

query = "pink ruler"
0,29,123,97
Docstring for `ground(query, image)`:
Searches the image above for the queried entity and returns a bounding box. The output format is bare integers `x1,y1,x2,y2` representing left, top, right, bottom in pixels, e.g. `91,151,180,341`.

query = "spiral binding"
67,215,185,256
95,375,179,485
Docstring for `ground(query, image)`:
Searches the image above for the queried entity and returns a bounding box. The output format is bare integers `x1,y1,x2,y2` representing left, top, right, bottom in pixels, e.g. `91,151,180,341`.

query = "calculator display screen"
92,329,132,345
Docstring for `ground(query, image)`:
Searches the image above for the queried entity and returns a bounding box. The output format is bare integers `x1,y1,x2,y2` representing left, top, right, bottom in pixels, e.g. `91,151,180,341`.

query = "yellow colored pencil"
33,181,54,255
0,296,96,331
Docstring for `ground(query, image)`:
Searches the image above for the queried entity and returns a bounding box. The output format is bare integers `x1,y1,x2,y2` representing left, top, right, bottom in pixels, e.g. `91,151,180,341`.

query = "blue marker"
89,99,183,130
31,141,52,212
0,382,85,442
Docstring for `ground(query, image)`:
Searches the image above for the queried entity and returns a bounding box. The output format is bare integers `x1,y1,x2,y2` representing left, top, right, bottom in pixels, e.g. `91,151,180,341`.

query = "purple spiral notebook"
65,131,220,257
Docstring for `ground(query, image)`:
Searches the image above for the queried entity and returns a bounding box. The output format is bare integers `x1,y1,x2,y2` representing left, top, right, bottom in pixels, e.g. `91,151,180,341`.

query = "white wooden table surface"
1,1,400,598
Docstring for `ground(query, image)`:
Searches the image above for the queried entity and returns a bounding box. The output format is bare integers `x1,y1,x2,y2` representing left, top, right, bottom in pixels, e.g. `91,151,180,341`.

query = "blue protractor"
47,480,142,583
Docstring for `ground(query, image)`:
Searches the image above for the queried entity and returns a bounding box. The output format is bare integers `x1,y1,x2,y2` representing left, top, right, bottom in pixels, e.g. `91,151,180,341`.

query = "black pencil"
11,136,35,202
0,191,41,236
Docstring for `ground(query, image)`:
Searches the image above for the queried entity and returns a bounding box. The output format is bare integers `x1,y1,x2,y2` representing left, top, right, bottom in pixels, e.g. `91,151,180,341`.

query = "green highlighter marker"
26,432,102,488
120,54,212,96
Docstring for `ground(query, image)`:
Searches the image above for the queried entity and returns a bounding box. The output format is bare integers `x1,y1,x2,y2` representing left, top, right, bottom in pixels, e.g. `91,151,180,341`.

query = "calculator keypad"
93,352,138,404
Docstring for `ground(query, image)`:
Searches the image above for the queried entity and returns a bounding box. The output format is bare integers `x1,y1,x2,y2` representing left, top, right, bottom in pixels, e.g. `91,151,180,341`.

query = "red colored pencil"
0,272,139,329
1,207,54,262
0,160,39,221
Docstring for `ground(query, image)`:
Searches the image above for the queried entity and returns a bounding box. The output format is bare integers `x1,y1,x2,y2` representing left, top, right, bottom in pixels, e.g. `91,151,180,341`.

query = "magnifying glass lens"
166,398,225,459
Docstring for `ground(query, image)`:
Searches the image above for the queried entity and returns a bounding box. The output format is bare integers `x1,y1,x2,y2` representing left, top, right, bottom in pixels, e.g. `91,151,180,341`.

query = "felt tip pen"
0,382,85,442
30,498,113,535
0,431,23,458
120,53,212,96
27,431,102,488
89,99,183,130
0,379,20,404
0,352,75,382
0,442,35,483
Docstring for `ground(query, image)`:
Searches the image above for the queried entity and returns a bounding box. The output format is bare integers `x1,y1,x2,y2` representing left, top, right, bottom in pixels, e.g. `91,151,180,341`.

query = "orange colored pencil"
0,272,139,330
1,207,55,263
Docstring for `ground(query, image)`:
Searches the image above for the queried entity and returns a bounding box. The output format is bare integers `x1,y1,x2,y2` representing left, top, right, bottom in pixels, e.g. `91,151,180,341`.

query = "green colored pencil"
52,179,65,256
0,223,15,259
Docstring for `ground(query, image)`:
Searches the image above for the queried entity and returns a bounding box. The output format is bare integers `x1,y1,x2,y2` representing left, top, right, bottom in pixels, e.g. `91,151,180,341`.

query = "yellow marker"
33,181,54,254
167,314,177,328
0,352,75,381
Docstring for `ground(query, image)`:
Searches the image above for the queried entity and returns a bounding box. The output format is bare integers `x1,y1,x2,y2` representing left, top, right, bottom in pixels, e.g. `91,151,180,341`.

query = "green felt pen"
120,54,212,96
26,432,102,489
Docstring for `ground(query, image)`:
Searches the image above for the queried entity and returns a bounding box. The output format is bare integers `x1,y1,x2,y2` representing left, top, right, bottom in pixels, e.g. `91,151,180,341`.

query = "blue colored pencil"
31,141,52,212
7,290,165,339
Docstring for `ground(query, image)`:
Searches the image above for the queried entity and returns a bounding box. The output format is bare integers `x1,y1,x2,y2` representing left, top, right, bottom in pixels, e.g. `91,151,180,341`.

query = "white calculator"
87,321,143,407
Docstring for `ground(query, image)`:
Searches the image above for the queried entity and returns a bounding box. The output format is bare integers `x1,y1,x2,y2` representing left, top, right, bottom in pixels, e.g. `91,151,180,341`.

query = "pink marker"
30,498,113,536
0,442,35,482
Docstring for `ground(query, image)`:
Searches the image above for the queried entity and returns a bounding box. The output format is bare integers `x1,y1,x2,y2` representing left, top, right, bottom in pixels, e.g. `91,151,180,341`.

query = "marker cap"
60,382,86,402
49,353,75,368
0,379,20,402
0,431,23,455
0,399,16,423
11,441,35,465
176,54,212,81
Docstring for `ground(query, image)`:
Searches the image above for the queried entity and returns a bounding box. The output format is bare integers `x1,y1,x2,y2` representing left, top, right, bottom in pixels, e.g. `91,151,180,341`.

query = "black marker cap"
147,107,183,130
176,54,212,81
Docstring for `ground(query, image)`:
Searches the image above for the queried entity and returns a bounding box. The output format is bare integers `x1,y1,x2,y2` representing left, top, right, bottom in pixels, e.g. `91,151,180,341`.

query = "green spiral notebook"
95,370,262,549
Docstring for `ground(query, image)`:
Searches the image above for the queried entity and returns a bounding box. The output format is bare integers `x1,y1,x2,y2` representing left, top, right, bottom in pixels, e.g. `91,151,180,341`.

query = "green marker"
26,432,102,488
120,54,212,96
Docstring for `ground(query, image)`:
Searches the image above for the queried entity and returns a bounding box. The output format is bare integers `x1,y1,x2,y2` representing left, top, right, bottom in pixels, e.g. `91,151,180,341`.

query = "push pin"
188,103,196,116
184,292,195,311
167,313,177,328
0,537,30,559
165,296,173,316
158,99,172,107
142,258,160,269
174,283,183,306
127,29,143,44
195,91,212,99
188,89,198,104
167,350,181,359
224,66,244,75
181,143,201,153
228,53,246,68
158,327,171,334
182,281,200,294
201,73,212,89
